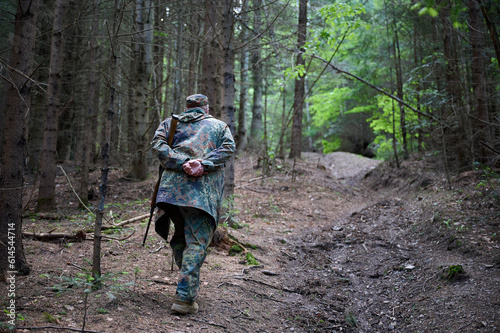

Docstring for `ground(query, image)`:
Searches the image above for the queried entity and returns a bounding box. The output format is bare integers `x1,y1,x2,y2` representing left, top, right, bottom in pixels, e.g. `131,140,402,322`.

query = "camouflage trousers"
167,204,214,303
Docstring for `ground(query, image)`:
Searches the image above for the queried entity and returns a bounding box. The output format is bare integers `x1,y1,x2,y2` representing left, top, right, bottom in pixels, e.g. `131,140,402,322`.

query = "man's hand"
182,159,205,177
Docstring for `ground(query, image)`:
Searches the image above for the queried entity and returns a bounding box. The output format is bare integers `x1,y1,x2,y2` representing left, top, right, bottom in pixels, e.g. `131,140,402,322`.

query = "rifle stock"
142,117,178,246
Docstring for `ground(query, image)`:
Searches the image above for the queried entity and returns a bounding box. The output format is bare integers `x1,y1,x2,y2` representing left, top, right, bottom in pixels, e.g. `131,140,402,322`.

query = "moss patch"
442,265,467,282
229,245,243,256
245,252,259,265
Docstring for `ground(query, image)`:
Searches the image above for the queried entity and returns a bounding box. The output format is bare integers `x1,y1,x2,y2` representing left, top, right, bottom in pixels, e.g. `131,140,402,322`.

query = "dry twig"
15,326,104,333
22,230,86,242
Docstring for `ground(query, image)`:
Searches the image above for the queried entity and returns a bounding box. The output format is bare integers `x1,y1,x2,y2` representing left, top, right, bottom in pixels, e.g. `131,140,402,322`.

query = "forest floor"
2,151,500,333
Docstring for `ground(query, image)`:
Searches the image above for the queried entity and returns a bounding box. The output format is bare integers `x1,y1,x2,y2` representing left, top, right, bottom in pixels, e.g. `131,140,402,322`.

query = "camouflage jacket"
151,108,235,225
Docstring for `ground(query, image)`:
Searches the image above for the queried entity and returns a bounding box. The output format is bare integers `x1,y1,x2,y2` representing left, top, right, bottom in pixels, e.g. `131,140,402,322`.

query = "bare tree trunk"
79,0,100,208
277,86,286,159
172,5,184,114
413,19,423,152
249,0,263,148
441,6,469,170
202,0,221,118
93,0,119,279
28,12,51,172
0,0,39,280
237,4,249,151
38,0,67,211
289,0,307,159
469,0,490,163
58,7,81,163
221,0,235,199
129,0,153,180
91,73,101,163
393,25,408,159
153,1,165,126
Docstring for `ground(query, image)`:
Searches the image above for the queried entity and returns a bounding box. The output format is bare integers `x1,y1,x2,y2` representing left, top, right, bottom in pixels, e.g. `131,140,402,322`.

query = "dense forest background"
0,0,499,277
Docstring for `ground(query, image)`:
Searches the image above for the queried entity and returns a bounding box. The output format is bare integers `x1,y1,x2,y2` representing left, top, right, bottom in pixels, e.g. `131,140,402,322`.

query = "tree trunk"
237,4,249,151
413,18,423,152
79,0,100,207
393,25,408,159
477,0,500,66
289,0,308,159
441,6,469,170
0,0,39,280
202,0,221,118
221,0,235,199
172,5,184,115
28,12,51,172
469,0,490,163
57,7,81,164
38,0,67,211
249,0,263,148
277,86,286,159
129,0,153,180
93,0,119,279
152,1,164,141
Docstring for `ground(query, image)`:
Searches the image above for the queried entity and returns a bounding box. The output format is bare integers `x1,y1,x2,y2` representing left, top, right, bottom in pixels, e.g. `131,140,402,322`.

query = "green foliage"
221,195,241,228
322,137,341,154
308,87,353,127
345,311,358,326
284,64,306,82
474,162,500,206
229,245,243,256
245,252,259,266
442,265,466,281
368,95,420,159
369,136,399,160
411,0,467,28
310,2,369,52
43,312,58,323
242,242,259,250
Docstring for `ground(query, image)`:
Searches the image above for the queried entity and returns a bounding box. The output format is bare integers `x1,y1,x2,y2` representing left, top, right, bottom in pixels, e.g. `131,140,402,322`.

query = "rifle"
142,117,178,246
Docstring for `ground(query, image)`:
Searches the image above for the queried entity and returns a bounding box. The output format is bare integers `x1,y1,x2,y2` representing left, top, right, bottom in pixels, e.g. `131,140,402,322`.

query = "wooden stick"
16,326,103,333
84,214,149,232
88,230,136,242
239,186,268,193
22,230,86,241
23,214,146,242
103,214,149,229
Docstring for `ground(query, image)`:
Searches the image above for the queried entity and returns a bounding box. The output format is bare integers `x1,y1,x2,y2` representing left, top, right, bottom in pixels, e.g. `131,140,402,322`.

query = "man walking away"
151,94,235,314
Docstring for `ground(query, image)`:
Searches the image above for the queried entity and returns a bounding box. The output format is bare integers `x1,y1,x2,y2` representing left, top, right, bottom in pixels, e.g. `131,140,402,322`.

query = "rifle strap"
167,117,178,147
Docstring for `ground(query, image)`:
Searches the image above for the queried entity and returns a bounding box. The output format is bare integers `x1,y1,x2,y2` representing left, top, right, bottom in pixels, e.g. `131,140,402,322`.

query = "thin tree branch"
15,326,104,333
234,0,292,52
58,166,101,218
309,53,446,126
480,140,500,155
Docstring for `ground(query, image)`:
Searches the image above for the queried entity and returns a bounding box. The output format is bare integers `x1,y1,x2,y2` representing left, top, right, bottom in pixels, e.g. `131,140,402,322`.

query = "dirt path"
6,152,500,332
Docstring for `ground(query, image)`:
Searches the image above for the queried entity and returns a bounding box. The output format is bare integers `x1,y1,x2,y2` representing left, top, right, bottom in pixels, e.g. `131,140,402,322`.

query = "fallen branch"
23,214,144,243
88,229,136,242
238,186,268,193
102,213,149,230
15,326,104,333
81,214,149,233
22,230,86,242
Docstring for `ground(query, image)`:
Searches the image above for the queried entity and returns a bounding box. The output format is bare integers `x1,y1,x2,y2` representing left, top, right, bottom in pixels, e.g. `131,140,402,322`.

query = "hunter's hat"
186,94,208,108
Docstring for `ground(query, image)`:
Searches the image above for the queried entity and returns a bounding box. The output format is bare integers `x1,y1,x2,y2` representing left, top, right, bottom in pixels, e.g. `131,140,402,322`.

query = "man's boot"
171,299,199,314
